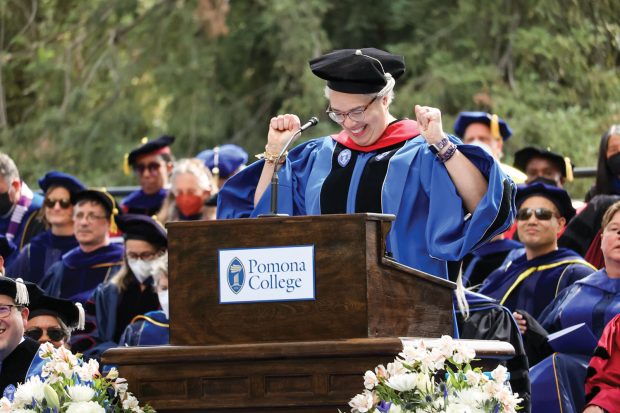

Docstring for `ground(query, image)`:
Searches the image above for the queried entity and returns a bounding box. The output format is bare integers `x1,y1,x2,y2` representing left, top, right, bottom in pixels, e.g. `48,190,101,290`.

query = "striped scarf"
5,182,34,242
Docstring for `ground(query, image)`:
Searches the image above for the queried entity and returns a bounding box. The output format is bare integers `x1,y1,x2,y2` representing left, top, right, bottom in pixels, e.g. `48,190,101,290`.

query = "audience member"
218,48,516,279
40,189,123,304
479,183,595,318
7,171,84,284
0,153,45,265
584,313,620,413
157,158,217,223
197,144,248,189
0,276,44,393
513,146,573,188
74,214,164,359
25,294,84,349
586,124,620,202
120,256,169,347
121,135,175,216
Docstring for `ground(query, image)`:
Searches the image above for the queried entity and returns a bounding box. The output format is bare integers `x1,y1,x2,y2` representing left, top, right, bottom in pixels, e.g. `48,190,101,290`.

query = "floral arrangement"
0,342,155,413
347,336,522,413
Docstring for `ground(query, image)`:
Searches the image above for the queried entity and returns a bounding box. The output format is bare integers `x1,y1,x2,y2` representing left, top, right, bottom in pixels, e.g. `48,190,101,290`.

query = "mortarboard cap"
0,276,44,306
116,213,167,249
454,111,512,141
196,144,248,179
28,294,85,330
516,182,576,221
309,48,405,94
124,135,175,175
38,171,86,201
514,146,574,182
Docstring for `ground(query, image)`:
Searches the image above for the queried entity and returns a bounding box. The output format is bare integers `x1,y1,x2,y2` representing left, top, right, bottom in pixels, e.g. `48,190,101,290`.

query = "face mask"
176,193,204,217
0,191,14,216
127,258,154,284
608,152,620,177
157,290,169,319
528,176,559,187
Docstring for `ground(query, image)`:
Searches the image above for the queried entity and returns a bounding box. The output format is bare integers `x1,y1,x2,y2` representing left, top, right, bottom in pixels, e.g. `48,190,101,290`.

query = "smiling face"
0,295,29,360
328,90,391,147
44,186,74,227
73,201,110,249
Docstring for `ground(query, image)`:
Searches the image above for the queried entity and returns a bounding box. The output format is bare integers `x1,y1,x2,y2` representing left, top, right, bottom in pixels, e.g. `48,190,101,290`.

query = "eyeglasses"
326,96,378,124
516,207,557,221
73,212,108,222
44,198,72,209
127,251,159,261
134,162,162,176
0,304,21,319
24,327,66,342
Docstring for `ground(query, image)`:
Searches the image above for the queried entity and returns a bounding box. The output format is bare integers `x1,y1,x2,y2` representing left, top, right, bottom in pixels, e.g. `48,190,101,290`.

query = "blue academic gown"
461,238,523,287
0,192,44,264
529,269,620,413
39,243,124,304
217,120,516,279
119,310,169,346
121,189,167,216
479,248,596,319
6,231,78,285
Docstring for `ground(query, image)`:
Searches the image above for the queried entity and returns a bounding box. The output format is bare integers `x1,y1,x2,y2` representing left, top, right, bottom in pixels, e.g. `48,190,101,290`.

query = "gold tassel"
490,114,501,140
100,188,118,233
141,136,149,144
565,157,574,182
123,153,130,176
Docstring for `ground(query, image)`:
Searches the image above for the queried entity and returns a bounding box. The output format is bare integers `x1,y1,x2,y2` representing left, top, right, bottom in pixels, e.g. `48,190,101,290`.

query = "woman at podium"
217,48,516,279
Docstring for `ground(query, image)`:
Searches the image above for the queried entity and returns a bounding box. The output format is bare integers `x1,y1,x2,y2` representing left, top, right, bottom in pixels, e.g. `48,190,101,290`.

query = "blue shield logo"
227,258,245,294
338,149,352,167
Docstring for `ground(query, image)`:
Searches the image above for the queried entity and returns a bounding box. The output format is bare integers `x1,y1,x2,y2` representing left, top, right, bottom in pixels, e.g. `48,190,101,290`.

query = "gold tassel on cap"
75,302,86,330
14,278,29,305
565,157,574,182
141,136,149,144
100,188,119,234
123,153,130,176
490,114,501,140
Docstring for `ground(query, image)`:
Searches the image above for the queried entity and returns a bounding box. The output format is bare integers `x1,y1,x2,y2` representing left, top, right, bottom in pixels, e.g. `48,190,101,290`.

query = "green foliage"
0,0,619,198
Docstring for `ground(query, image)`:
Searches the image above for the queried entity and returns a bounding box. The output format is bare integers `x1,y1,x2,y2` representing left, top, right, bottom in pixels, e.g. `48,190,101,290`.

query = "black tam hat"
28,294,85,331
0,277,44,306
309,48,405,94
116,213,167,249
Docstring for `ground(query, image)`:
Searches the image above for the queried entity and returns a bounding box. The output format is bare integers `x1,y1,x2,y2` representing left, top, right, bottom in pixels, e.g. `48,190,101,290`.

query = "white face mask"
158,290,169,319
468,139,494,156
127,258,154,284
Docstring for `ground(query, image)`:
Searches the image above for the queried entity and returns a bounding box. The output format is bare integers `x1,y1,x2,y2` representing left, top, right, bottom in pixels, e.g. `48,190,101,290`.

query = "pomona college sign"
218,245,316,304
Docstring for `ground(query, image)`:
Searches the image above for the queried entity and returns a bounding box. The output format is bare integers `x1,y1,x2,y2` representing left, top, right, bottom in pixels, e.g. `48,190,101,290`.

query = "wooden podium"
103,214,513,412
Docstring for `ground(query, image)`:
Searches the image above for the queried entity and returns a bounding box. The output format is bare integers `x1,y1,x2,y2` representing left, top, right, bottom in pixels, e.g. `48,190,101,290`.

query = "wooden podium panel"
103,338,514,413
167,214,456,346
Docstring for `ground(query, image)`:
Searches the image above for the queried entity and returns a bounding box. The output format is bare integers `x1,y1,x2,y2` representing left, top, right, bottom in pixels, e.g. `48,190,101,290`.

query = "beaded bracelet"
437,142,457,163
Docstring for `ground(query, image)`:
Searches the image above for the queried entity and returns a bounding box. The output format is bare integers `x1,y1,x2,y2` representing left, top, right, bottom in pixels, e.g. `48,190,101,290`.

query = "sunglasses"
134,162,162,176
516,207,557,221
25,327,66,342
44,198,72,209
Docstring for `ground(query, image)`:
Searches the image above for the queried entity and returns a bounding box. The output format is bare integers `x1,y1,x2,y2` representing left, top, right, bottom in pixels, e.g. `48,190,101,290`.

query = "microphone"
259,116,319,217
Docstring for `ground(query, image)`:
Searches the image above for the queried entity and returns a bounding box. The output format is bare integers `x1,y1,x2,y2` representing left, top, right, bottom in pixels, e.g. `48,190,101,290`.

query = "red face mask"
176,194,204,217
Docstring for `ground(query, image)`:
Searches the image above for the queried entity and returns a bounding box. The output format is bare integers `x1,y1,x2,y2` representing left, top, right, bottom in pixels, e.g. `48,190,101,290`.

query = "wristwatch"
429,137,450,154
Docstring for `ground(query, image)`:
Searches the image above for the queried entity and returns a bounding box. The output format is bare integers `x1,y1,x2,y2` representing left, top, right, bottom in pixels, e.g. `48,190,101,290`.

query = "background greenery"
1,0,619,198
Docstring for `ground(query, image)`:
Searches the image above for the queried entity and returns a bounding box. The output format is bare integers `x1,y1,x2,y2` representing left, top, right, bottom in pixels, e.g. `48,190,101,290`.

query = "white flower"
386,373,418,392
348,389,376,413
113,378,129,397
437,335,457,358
0,397,12,412
13,375,45,406
464,370,482,387
490,364,508,384
387,360,407,377
77,358,100,381
363,370,378,390
67,384,96,402
106,367,119,380
66,401,105,413
415,372,433,393
122,394,141,410
388,405,404,413
454,387,487,406
12,410,37,413
375,364,389,379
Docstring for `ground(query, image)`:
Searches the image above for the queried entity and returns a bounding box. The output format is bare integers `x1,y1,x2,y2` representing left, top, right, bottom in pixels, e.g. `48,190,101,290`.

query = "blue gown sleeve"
538,286,576,333
217,140,323,218
5,244,31,281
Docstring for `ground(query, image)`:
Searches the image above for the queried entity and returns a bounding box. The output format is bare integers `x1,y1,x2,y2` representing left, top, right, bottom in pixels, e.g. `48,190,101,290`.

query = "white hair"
324,85,395,106
170,158,213,194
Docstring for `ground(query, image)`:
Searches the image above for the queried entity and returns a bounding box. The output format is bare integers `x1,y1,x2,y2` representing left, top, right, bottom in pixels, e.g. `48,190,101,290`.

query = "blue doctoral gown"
479,247,595,319
6,231,78,285
461,238,523,287
0,192,45,264
538,269,620,337
218,120,516,279
121,189,167,216
39,243,124,304
119,310,169,346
